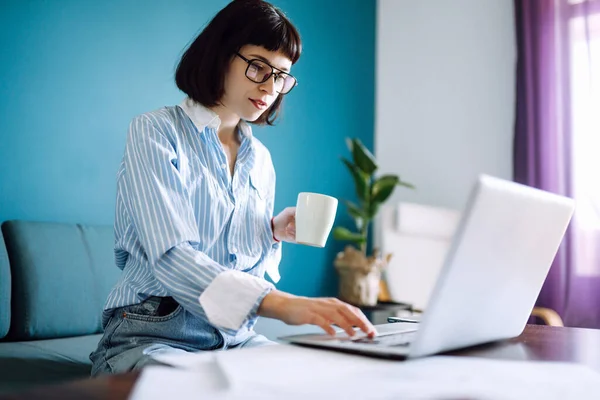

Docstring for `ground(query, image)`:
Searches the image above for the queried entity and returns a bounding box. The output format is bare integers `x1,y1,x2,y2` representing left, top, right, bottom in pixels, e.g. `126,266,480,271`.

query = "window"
569,2,600,275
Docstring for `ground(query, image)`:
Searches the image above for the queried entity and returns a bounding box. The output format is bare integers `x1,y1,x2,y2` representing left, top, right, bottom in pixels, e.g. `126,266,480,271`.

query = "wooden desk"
1,324,599,400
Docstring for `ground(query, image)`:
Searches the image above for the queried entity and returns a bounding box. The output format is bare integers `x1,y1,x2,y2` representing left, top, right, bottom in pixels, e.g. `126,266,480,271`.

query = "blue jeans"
90,296,275,376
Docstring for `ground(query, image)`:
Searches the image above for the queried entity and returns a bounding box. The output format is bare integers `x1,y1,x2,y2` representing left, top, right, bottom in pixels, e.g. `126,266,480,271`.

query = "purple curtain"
514,0,600,328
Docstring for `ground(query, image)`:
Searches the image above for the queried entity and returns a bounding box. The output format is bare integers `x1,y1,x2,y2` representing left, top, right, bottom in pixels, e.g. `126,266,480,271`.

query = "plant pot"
334,246,392,306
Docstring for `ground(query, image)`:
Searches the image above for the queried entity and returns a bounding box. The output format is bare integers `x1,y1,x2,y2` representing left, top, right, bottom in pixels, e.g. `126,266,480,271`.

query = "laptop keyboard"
350,330,417,347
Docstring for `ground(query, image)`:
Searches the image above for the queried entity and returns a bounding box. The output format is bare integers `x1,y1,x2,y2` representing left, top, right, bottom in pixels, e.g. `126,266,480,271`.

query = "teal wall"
0,0,376,298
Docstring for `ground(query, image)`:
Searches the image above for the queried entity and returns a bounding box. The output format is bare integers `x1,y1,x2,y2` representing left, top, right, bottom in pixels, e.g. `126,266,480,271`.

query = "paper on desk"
376,356,600,400
213,344,393,389
130,366,226,400
151,344,393,385
146,344,393,396
215,346,600,399
151,348,216,369
131,346,600,400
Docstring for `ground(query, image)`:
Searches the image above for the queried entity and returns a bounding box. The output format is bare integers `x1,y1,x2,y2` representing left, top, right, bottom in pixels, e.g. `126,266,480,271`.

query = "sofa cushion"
0,334,100,394
1,221,121,340
0,229,10,339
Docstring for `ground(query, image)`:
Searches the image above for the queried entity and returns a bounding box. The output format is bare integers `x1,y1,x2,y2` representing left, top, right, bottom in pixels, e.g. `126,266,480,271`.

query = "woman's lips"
250,98,267,110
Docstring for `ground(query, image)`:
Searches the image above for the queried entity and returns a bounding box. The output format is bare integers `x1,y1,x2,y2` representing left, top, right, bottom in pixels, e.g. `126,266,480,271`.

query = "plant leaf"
345,137,354,153
371,175,400,204
367,202,381,219
343,200,366,230
341,158,370,201
332,227,367,244
397,180,416,190
351,138,378,175
342,200,365,218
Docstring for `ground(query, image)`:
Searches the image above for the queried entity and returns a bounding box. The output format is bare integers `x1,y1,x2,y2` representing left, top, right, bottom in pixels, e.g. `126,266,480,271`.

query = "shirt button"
231,247,238,253
221,163,227,169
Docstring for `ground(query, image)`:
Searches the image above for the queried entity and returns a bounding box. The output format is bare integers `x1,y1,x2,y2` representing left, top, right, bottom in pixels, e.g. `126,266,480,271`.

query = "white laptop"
279,175,575,359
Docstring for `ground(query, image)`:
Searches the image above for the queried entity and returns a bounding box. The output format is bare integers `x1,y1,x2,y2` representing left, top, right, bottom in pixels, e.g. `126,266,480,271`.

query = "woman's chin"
240,110,264,122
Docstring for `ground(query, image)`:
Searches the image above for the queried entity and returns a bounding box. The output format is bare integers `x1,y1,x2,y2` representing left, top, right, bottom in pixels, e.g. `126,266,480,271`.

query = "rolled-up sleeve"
264,175,283,283
123,115,273,331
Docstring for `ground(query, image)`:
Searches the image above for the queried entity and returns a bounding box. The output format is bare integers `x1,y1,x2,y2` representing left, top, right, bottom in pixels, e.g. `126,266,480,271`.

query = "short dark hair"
175,0,302,126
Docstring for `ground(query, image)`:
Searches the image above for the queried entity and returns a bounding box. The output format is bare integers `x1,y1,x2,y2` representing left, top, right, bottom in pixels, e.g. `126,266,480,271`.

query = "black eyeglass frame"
235,53,298,95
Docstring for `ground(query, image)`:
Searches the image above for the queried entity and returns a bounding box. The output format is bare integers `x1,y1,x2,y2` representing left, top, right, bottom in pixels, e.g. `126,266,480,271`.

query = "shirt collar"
179,97,253,140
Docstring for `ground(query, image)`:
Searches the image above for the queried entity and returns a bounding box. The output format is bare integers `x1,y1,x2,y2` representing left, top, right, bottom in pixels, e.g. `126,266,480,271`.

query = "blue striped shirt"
103,98,282,341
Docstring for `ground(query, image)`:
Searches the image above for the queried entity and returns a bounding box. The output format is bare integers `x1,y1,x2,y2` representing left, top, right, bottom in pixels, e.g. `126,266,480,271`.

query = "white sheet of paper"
214,344,394,390
129,365,228,400
130,345,600,400
151,349,216,370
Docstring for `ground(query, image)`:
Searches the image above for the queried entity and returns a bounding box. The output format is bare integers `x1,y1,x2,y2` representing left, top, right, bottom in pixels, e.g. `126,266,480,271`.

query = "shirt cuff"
271,217,280,244
248,285,275,321
199,270,275,331
265,242,282,283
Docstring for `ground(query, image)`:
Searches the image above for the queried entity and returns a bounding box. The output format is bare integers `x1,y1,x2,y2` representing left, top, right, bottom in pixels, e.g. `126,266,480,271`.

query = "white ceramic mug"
295,192,338,247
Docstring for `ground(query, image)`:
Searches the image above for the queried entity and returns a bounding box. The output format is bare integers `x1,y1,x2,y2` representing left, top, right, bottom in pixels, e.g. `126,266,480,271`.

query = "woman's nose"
260,74,277,95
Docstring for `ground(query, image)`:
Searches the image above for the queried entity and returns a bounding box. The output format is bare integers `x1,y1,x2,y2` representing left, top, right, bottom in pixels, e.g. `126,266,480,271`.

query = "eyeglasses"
235,53,297,95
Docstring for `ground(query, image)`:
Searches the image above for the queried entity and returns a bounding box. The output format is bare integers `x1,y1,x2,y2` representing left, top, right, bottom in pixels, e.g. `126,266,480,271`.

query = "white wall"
375,0,516,211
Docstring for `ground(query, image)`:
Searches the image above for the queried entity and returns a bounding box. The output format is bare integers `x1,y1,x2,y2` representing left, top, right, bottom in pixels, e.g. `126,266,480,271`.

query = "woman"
90,0,376,375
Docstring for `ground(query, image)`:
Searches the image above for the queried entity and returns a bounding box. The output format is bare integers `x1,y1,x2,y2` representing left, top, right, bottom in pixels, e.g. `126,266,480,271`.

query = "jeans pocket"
121,297,182,322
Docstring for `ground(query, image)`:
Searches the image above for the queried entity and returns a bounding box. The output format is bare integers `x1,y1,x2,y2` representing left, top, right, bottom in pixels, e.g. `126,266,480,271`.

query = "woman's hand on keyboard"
258,290,377,338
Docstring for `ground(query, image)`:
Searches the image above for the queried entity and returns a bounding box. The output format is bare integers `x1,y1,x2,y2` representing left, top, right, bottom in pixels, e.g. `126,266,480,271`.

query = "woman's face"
220,45,293,122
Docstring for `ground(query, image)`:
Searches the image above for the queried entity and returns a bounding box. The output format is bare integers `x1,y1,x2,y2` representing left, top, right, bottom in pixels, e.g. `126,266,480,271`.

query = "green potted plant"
333,138,414,306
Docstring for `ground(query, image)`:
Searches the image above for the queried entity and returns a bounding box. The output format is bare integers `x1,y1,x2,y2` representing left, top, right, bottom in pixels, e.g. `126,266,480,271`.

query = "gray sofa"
0,220,318,394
